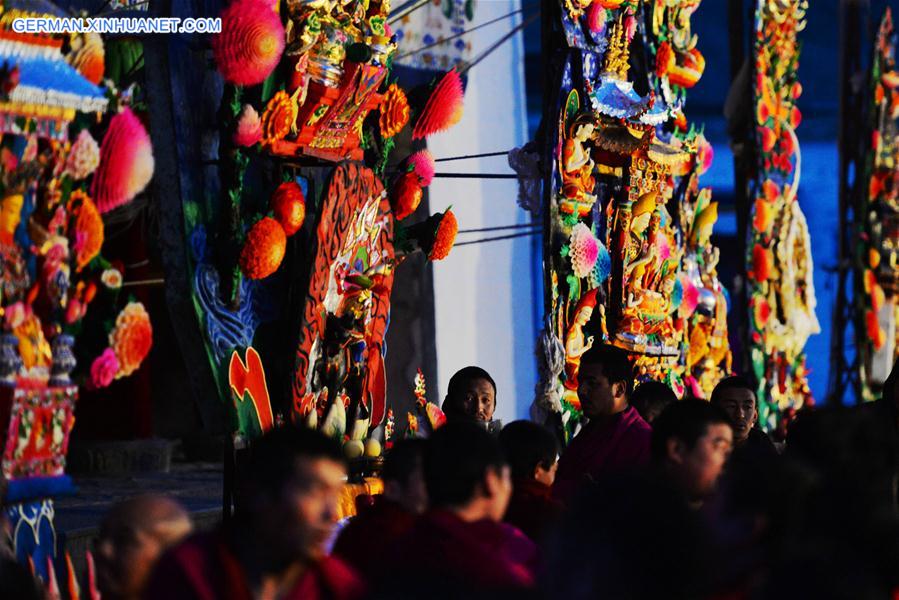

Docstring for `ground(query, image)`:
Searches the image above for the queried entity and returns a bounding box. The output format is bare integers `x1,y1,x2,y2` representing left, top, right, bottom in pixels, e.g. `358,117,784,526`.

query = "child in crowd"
378,422,536,594
332,439,427,581
96,494,193,600
630,380,678,424
499,420,564,543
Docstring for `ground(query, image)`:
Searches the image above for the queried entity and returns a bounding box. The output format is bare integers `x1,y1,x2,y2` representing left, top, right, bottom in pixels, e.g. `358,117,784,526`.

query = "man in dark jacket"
711,376,778,461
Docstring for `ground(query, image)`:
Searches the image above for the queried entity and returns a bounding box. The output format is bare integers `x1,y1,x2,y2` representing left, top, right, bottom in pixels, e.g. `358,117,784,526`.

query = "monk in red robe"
553,344,652,504
332,439,427,581
144,426,364,600
499,420,563,543
96,494,193,600
378,423,537,595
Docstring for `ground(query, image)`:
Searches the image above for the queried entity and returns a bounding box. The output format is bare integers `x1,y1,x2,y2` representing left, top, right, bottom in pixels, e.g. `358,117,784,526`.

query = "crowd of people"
2,344,898,599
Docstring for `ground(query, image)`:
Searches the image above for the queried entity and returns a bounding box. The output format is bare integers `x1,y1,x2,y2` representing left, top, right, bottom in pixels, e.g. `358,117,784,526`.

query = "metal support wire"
434,151,511,162
434,172,517,179
396,10,526,60
459,12,539,75
459,223,539,233
454,229,541,247
388,0,430,24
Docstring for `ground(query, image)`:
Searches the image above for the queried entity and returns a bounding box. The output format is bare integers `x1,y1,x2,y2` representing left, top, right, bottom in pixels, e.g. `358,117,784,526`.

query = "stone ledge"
66,439,176,476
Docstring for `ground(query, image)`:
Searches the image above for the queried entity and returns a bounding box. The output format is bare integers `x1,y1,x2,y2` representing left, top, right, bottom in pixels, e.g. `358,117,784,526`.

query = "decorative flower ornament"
696,135,714,175
656,41,675,78
429,210,458,260
234,104,263,147
90,348,119,389
261,90,295,146
101,268,123,289
64,130,100,181
240,217,287,279
587,2,606,34
680,275,700,316
426,403,446,430
413,69,464,140
212,0,285,86
408,150,435,187
68,190,104,272
379,84,411,139
109,302,153,378
751,244,774,282
391,170,422,220
753,198,775,234
270,181,305,236
92,107,155,214
569,222,600,278
400,210,458,261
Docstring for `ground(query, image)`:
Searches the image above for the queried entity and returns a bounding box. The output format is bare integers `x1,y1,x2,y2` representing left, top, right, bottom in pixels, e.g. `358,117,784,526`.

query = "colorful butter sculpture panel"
0,385,76,577
1,386,76,483
537,0,730,441
0,0,157,576
293,163,394,434
858,9,899,400
262,0,394,162
193,0,462,450
746,0,816,429
195,0,464,448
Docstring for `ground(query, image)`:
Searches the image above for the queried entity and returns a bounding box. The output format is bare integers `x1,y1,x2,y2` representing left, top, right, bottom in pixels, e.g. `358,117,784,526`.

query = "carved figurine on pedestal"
338,288,371,404
0,192,50,380
49,334,76,387
315,313,353,402
273,0,392,161
617,190,681,351
0,333,22,385
562,289,601,407
0,193,30,306
652,0,706,94
624,193,660,309
560,116,598,217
